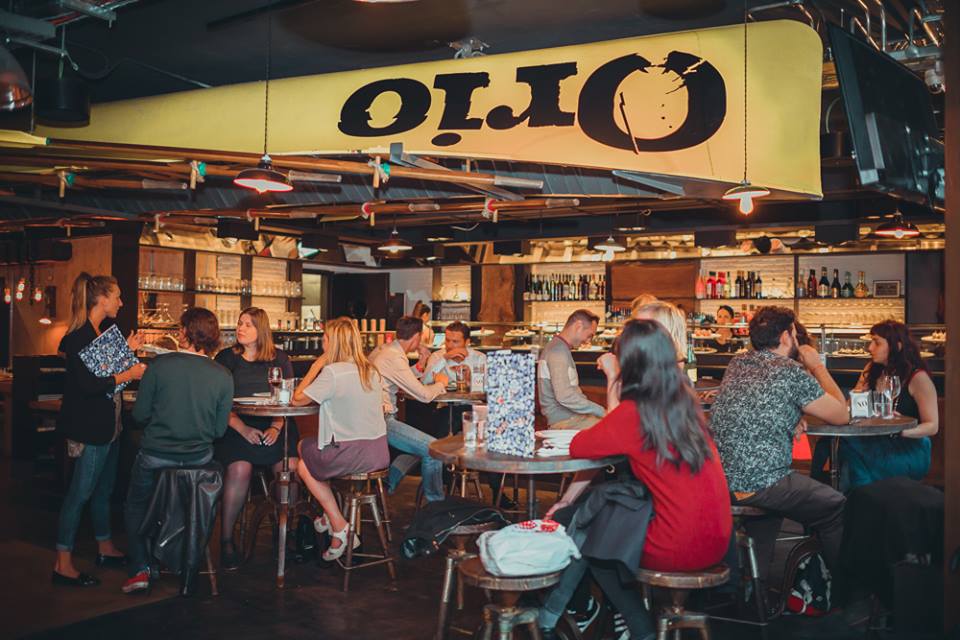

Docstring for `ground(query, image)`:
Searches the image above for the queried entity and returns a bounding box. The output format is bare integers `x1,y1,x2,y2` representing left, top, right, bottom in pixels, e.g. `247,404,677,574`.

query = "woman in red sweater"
541,319,731,639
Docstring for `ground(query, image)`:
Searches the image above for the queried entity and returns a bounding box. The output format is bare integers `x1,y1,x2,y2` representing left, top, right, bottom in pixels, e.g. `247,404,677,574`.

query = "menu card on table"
484,350,536,457
78,324,139,397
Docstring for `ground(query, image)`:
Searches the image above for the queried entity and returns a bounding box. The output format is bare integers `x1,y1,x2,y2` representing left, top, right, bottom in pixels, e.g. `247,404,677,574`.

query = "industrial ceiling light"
378,216,413,254
0,45,32,111
873,213,920,239
594,235,626,253
723,1,769,215
234,2,291,194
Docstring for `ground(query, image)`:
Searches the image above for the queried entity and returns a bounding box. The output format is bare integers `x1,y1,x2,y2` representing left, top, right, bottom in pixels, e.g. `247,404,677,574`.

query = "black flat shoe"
52,571,100,587
95,553,129,568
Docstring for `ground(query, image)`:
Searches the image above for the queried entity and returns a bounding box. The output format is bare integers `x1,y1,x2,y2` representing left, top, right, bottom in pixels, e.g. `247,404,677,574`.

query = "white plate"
535,430,580,440
693,347,718,355
234,397,269,404
921,336,946,343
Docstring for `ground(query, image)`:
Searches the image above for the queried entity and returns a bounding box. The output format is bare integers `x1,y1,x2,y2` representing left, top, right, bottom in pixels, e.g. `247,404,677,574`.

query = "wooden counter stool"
435,521,502,640
331,469,396,592
458,556,563,640
448,465,484,502
636,564,730,640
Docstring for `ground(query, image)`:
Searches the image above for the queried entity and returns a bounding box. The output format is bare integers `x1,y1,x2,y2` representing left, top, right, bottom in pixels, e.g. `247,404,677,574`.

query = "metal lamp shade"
0,46,32,111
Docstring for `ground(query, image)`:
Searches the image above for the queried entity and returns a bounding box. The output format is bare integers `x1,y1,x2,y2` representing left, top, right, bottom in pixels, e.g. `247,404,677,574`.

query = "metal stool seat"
435,521,503,640
730,504,768,517
331,469,396,592
636,564,730,640
458,557,562,639
448,466,484,502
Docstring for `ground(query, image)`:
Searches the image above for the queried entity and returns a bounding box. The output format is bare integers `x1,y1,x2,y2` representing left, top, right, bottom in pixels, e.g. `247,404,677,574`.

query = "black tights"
221,460,299,545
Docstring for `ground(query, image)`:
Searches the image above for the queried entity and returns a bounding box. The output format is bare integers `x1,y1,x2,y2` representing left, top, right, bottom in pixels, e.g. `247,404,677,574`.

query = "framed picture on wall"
873,280,902,298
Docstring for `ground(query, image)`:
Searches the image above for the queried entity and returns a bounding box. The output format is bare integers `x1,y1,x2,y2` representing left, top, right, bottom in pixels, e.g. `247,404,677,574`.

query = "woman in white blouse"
292,317,389,561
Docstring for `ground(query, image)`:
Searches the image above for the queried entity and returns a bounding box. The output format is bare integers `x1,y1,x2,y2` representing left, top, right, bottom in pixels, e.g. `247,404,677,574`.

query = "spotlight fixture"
873,213,920,239
594,235,626,252
32,287,43,303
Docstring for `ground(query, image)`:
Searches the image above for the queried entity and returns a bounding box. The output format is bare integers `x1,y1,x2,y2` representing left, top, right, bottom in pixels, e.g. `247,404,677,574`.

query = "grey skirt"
300,435,390,481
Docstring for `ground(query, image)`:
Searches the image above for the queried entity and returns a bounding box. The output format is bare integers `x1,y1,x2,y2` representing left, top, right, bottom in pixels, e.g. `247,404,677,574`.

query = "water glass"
462,411,477,448
872,390,894,419
277,378,294,405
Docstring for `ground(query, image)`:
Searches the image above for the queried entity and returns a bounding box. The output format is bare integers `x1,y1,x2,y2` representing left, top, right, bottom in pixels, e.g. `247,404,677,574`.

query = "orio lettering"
337,51,726,152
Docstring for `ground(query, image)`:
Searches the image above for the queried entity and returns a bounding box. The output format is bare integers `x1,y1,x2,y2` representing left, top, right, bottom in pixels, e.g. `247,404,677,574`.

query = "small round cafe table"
233,401,320,588
429,434,624,519
434,391,486,436
805,415,916,490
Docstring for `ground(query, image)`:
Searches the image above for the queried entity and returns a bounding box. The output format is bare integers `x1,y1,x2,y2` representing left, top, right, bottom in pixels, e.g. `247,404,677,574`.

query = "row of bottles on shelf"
798,269,869,299
523,273,606,302
696,271,765,300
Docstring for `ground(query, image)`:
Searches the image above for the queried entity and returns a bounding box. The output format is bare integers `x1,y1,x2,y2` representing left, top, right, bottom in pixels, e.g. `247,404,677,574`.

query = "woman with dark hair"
540,320,731,639
214,307,297,569
411,300,434,347
840,320,938,488
712,304,737,352
53,273,146,587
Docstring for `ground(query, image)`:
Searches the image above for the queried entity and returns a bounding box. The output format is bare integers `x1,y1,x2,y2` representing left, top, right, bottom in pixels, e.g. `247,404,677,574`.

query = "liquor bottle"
695,273,706,300
685,335,698,384
725,272,733,298
754,272,763,299
735,271,743,298
706,272,716,299
841,271,854,298
830,269,841,298
818,267,830,298
716,271,727,300
795,275,806,298
807,269,817,298
743,271,753,299
854,271,869,298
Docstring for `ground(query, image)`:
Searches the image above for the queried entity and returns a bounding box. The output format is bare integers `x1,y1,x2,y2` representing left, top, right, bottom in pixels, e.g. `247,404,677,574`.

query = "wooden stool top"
731,504,768,518
458,557,562,592
636,564,730,590
335,469,390,482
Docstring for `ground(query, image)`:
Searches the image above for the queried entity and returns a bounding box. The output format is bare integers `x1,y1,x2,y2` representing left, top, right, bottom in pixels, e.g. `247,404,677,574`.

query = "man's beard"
788,336,800,361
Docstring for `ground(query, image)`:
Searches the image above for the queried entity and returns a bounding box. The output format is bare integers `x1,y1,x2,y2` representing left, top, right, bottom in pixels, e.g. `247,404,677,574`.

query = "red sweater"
569,400,732,572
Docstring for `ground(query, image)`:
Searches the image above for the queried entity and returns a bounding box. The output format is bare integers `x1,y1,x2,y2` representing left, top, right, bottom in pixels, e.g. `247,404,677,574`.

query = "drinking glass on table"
871,390,894,419
453,365,470,393
268,367,283,403
887,375,901,408
462,411,477,448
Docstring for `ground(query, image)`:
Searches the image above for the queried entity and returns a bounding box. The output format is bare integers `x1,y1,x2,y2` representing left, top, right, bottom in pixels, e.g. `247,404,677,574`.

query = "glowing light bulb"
737,196,755,215
33,288,43,302
3,289,11,304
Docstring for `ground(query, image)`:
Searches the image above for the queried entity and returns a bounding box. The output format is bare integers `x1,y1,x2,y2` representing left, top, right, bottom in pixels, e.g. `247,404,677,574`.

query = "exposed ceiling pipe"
913,8,941,47
850,17,880,49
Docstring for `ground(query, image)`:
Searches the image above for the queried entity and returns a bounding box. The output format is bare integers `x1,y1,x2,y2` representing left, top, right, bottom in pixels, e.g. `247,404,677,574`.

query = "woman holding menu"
53,273,145,587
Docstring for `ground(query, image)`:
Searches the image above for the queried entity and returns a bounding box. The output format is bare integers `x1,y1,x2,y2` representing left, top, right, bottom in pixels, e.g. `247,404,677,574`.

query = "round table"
805,415,917,490
233,401,320,588
429,434,624,519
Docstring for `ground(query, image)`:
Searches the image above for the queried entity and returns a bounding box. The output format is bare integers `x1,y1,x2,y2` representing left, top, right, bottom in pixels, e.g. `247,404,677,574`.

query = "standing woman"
291,318,389,561
214,307,298,568
842,320,939,488
54,273,146,586
412,301,434,348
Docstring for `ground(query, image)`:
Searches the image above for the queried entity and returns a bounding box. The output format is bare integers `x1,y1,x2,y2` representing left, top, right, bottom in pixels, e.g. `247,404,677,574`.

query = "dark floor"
1,458,944,640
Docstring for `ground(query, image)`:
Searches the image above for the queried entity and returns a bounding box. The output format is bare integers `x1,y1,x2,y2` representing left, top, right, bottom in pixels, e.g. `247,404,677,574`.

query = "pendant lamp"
235,4,292,194
378,216,413,254
873,213,920,239
0,45,32,111
594,235,626,252
723,1,769,215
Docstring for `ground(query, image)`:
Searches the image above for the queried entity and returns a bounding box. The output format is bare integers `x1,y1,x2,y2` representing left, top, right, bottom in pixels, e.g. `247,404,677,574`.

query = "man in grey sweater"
538,309,605,430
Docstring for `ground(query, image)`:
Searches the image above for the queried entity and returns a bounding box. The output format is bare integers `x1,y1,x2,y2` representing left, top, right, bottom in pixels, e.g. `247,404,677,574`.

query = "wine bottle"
830,269,841,298
695,274,706,300
841,271,854,298
706,272,716,299
717,271,727,300
726,271,733,298
818,267,830,298
735,271,743,299
754,272,763,299
806,269,817,298
744,271,753,299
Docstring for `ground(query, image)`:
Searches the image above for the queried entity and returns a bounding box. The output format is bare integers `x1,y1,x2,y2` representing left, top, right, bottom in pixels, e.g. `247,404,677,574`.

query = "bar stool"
448,465,484,501
435,521,503,640
731,504,770,631
331,469,397,593
458,556,563,640
636,564,730,640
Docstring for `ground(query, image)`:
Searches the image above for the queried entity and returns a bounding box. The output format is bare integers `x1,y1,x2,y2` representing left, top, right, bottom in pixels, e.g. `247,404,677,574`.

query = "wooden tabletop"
435,391,486,404
232,402,320,417
805,415,916,437
429,434,624,474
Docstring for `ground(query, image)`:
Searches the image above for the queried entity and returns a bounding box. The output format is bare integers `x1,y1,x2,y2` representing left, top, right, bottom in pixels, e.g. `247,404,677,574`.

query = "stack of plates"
535,429,578,456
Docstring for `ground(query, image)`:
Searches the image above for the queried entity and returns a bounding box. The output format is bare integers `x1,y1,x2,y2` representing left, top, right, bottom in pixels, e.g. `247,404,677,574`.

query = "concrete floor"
1,458,940,640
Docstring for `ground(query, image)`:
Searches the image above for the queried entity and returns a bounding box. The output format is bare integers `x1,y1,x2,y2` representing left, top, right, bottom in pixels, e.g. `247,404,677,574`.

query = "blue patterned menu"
78,324,139,397
484,350,535,457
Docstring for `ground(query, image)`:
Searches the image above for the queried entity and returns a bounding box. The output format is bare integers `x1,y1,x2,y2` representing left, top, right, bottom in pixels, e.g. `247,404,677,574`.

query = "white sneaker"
612,611,630,639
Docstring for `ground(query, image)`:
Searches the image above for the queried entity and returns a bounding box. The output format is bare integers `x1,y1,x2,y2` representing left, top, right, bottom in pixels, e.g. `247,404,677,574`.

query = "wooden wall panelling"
477,265,517,324
609,260,698,309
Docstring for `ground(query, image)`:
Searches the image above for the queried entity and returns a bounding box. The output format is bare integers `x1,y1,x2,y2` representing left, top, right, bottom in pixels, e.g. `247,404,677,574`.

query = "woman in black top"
54,273,146,587
214,307,298,568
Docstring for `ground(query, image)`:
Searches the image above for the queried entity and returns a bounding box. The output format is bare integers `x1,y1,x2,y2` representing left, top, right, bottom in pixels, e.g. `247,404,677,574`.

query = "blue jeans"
56,440,120,551
385,416,444,502
125,450,212,576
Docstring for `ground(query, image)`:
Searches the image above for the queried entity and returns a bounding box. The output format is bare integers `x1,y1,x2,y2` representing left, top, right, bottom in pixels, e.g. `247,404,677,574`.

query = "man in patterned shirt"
710,306,849,579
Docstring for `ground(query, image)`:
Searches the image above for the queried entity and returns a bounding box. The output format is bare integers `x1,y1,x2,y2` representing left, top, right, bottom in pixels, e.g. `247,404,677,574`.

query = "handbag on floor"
786,552,831,617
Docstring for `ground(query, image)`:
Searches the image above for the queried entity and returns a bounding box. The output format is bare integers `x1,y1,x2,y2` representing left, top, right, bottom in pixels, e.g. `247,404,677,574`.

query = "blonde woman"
54,273,145,587
214,307,297,569
292,318,389,561
629,293,658,318
634,301,688,363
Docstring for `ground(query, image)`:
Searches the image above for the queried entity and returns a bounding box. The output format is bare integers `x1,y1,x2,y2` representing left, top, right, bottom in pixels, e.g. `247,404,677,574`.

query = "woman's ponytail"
67,272,92,333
